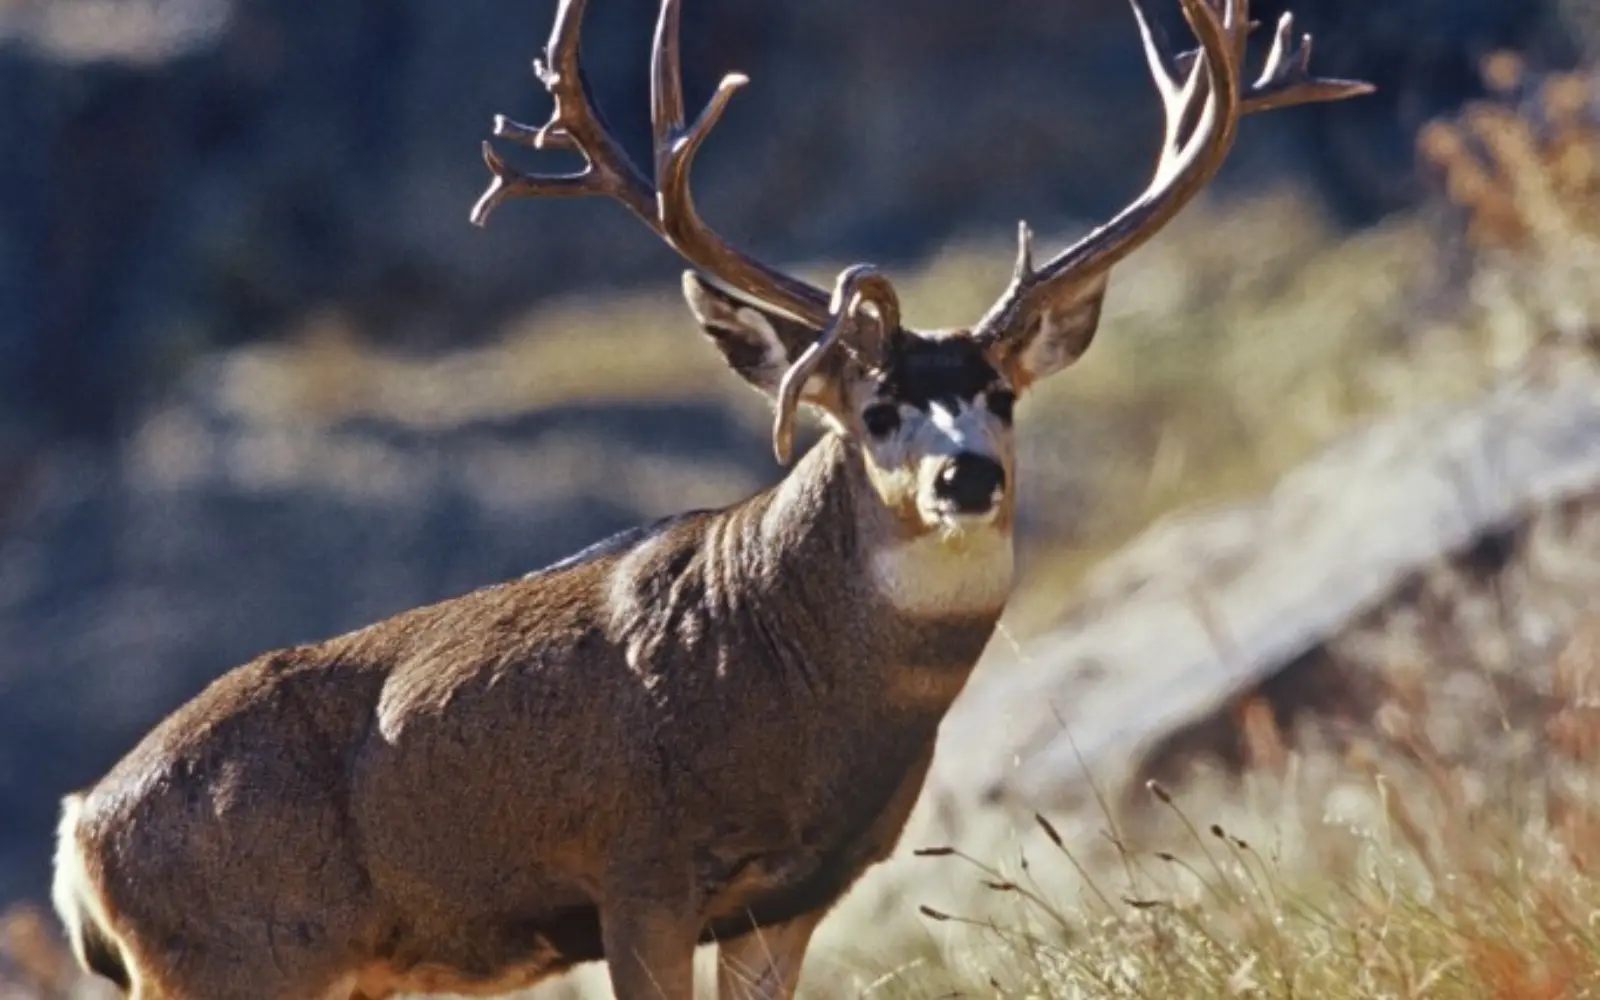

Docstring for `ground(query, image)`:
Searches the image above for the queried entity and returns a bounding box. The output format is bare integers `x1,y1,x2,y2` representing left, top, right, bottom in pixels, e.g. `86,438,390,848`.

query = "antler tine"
1243,12,1374,112
1173,10,1373,113
649,0,832,327
652,0,688,155
975,0,1374,347
472,0,836,330
1137,0,1227,184
772,265,901,465
975,0,1242,340
1172,16,1259,79
470,0,655,229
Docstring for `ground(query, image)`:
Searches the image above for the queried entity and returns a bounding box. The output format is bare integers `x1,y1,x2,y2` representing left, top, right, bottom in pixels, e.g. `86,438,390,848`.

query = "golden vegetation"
830,606,1600,998
1416,50,1600,364
1420,52,1600,256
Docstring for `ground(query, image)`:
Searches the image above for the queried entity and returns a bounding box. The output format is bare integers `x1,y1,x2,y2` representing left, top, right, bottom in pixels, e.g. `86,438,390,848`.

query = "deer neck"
725,431,1015,654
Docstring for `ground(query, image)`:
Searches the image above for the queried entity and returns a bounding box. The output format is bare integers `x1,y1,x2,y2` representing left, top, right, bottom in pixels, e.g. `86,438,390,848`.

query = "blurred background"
3,0,1600,996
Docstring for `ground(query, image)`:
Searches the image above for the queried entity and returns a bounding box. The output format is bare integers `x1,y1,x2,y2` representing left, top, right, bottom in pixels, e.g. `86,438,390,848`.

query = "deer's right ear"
682,271,825,398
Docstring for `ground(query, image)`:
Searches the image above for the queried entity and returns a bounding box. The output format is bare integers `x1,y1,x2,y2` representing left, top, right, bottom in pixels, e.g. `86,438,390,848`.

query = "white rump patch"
50,794,128,979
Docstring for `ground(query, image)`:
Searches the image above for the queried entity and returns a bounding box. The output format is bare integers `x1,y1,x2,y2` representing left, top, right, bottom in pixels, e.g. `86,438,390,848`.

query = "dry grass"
834,617,1600,999
877,768,1600,999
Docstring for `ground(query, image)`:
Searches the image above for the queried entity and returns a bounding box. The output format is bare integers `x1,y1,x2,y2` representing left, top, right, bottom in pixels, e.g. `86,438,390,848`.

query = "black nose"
934,453,1006,513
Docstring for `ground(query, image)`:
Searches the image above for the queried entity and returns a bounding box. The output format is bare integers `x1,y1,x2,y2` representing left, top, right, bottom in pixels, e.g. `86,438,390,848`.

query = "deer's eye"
862,404,901,438
988,390,1016,423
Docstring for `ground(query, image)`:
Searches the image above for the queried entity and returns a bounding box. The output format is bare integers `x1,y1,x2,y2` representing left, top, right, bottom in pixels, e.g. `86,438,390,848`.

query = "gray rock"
939,356,1600,816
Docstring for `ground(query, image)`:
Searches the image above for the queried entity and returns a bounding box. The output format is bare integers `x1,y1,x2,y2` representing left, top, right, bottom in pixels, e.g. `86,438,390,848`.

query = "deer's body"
51,0,1370,996
55,432,1009,1000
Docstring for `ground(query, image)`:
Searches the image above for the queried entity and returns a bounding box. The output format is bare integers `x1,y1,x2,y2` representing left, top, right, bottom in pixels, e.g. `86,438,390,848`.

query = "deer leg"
598,899,700,1000
714,911,822,1000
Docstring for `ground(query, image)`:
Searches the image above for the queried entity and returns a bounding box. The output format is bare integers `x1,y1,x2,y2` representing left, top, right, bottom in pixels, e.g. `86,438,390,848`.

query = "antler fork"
973,0,1374,349
472,0,901,463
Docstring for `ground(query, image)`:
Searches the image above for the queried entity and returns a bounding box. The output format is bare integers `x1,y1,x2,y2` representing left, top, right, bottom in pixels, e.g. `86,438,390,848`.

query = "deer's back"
338,513,960,924
69,507,967,979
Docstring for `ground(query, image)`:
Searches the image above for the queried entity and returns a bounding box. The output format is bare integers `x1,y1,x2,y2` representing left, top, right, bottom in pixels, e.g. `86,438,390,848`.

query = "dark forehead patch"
879,335,1000,408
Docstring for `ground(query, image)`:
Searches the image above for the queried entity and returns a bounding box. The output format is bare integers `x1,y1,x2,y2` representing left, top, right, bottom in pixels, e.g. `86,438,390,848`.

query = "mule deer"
50,1,1369,997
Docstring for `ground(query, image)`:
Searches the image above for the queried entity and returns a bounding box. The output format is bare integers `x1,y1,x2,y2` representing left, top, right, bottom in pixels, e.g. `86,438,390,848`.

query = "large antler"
470,0,840,330
473,0,902,464
973,0,1374,346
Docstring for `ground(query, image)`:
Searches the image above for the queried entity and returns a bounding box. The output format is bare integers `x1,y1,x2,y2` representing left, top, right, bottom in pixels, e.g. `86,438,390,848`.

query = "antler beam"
471,0,834,330
975,0,1374,346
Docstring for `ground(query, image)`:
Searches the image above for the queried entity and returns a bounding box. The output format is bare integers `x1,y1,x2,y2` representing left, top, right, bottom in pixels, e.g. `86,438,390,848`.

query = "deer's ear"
987,273,1109,390
682,271,828,398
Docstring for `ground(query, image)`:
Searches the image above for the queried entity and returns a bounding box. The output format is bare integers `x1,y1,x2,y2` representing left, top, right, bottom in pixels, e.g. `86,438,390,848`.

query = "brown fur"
51,435,1003,999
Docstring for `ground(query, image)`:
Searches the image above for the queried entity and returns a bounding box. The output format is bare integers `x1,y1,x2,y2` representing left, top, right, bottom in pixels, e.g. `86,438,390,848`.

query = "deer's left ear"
682,271,835,401
985,273,1109,390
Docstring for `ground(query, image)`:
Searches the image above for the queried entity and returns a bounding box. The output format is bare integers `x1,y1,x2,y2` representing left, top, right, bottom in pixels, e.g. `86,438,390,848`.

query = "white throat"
866,527,1015,618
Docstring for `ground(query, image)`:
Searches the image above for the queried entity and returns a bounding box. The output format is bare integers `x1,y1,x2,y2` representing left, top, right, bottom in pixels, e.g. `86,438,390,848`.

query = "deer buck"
50,1,1369,998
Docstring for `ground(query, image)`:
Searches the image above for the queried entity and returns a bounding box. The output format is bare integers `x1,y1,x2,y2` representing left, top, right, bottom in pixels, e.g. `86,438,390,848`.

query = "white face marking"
867,528,1014,617
927,400,977,449
856,390,1016,531
909,399,1009,526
